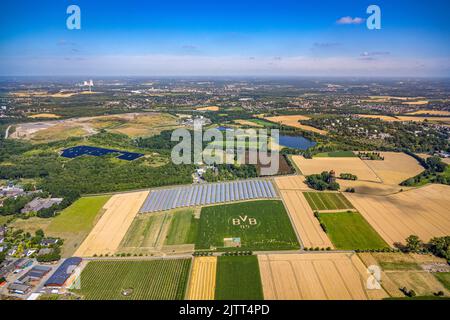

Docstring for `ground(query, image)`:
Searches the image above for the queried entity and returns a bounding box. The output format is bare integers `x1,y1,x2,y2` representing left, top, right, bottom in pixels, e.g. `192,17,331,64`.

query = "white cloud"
336,16,365,25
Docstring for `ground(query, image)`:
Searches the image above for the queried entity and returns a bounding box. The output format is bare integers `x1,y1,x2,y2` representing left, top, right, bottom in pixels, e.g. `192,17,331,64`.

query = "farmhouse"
16,265,52,284
21,197,63,214
8,283,31,295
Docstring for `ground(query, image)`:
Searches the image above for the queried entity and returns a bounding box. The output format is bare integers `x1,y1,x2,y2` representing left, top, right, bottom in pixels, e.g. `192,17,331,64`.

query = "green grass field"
247,118,280,128
215,256,263,300
303,192,354,211
165,209,198,245
314,151,356,158
318,211,388,250
195,200,299,251
73,259,191,300
47,196,110,233
434,272,450,291
45,195,110,257
0,215,11,225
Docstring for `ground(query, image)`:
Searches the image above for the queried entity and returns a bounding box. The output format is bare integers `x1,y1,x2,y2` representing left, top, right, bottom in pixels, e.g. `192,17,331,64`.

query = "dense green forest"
0,131,195,217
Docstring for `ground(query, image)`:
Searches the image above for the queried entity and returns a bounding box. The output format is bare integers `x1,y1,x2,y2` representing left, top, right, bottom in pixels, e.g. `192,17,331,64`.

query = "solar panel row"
139,179,277,213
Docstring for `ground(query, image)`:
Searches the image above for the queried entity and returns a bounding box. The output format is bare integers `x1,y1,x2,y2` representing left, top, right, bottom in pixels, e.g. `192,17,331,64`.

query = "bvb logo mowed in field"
229,215,261,230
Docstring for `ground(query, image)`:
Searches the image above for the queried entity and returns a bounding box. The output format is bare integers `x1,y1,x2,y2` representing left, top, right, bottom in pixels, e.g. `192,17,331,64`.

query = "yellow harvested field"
407,110,450,116
263,115,327,135
358,114,450,124
358,114,398,121
196,106,220,111
292,156,381,182
186,257,217,300
397,116,450,124
234,119,263,127
362,152,424,185
274,175,310,190
279,190,333,248
346,185,450,246
258,253,387,300
402,100,429,105
28,113,61,119
74,191,149,257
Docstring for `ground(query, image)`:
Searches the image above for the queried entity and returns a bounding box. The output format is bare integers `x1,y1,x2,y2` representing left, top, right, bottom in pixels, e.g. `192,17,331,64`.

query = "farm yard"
215,256,263,300
74,191,149,257
258,253,387,300
278,190,333,249
318,212,389,250
346,184,450,246
186,257,217,300
72,259,191,300
303,192,354,211
195,200,299,251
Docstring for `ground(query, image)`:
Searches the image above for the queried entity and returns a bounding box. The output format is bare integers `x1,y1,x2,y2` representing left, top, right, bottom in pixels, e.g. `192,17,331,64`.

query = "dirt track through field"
186,257,217,300
258,253,387,300
74,191,149,257
279,190,333,249
346,185,450,246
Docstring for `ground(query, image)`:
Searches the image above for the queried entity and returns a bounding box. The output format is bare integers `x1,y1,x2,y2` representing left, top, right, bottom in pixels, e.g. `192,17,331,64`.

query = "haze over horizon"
1,0,449,77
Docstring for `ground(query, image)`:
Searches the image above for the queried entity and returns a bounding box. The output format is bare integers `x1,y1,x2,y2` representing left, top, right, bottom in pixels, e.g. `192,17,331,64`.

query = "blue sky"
0,0,449,76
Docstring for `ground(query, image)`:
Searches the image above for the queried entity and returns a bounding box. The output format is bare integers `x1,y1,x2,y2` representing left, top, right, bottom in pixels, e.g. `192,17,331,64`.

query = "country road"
4,125,11,139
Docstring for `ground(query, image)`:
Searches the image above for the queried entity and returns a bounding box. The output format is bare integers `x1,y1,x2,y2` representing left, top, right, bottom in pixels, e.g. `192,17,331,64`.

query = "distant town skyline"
1,0,449,76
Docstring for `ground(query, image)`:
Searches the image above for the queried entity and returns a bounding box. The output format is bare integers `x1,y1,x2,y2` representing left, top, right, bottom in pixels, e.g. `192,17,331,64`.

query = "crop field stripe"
303,192,317,211
324,193,340,210
308,192,326,210
74,259,191,300
215,256,264,300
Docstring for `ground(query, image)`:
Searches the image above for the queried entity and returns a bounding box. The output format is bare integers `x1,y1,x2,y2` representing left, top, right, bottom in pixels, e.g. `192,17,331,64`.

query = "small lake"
278,135,316,150
215,127,316,150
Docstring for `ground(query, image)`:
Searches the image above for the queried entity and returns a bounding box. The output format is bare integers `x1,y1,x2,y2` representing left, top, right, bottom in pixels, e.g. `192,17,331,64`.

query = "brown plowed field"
186,257,217,300
258,253,387,300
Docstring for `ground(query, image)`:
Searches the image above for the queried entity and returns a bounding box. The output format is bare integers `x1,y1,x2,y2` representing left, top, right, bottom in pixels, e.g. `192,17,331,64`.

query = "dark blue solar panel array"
44,257,82,287
61,146,144,161
139,179,277,213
